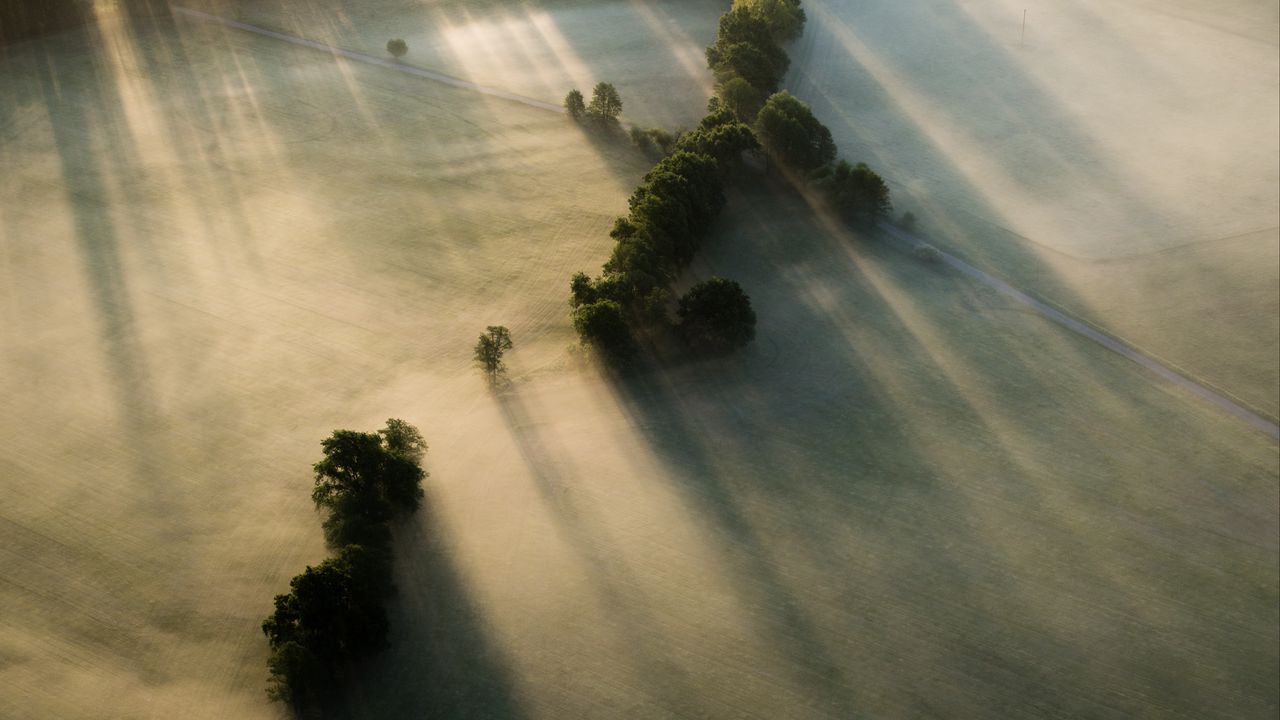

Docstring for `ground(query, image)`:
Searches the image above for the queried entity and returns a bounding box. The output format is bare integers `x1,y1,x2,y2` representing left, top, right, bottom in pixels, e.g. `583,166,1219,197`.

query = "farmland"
0,1,1276,719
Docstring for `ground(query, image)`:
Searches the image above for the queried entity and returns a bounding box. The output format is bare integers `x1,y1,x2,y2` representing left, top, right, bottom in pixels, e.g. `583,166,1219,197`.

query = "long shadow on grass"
786,0,1278,421
593,176,1279,718
331,492,528,720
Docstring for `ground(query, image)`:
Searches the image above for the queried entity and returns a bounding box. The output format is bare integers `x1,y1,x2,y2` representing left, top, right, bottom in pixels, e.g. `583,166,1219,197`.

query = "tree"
818,160,893,225
675,122,760,168
312,420,427,526
572,300,635,359
386,38,408,60
262,546,393,705
564,89,586,121
474,325,514,381
719,76,764,120
586,82,623,122
755,91,836,171
741,0,806,42
678,277,757,353
705,6,789,93
711,41,787,94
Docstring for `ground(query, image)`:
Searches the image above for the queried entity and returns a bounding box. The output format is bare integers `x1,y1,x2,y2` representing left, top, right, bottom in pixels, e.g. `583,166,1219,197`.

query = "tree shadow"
331,493,529,720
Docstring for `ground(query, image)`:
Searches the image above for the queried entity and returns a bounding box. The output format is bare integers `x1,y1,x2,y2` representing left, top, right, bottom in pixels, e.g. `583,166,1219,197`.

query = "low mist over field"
1,1,1276,718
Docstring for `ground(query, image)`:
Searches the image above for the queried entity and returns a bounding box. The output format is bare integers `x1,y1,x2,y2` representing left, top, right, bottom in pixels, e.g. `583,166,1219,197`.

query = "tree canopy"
678,277,757,353
755,91,835,171
386,38,407,59
474,326,514,380
312,421,427,543
705,6,790,94
573,300,635,359
817,160,893,225
564,89,586,121
587,82,623,122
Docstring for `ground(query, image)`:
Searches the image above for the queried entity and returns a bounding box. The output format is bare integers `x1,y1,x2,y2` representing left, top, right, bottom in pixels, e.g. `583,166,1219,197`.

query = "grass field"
191,0,724,130
787,0,1280,418
1,2,1277,719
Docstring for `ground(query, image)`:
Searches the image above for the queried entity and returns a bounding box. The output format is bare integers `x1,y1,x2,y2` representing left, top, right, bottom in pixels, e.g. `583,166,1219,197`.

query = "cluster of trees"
261,420,428,712
565,82,623,125
702,2,893,225
568,106,760,359
704,0,804,121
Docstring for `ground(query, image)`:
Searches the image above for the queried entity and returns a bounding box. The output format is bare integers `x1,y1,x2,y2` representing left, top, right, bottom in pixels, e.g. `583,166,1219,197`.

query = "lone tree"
564,88,586,121
386,38,408,60
586,82,623,123
474,325,514,381
678,277,757,354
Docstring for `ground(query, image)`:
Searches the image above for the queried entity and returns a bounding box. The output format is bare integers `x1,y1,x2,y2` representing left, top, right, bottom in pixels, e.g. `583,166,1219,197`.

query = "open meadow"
0,1,1277,719
789,0,1280,418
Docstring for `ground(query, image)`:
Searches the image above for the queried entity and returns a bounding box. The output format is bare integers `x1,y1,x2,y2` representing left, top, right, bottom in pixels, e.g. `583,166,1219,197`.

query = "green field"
789,0,1280,418
1,2,1277,719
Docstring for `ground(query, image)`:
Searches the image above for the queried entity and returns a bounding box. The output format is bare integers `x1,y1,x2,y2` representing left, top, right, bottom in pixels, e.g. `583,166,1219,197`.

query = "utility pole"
1020,9,1026,46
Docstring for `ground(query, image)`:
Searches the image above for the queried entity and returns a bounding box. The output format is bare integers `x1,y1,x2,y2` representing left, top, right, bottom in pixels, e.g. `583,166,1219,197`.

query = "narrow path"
173,6,565,113
881,223,1280,440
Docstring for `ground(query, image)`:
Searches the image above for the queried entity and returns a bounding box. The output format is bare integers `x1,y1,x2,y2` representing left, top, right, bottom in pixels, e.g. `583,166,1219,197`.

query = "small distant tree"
586,82,623,123
473,325,514,381
564,89,586,121
386,38,408,60
678,277,756,354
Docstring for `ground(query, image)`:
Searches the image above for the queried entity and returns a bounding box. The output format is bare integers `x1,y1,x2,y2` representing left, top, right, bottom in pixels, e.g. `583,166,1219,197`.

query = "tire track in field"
173,7,566,114
881,222,1280,440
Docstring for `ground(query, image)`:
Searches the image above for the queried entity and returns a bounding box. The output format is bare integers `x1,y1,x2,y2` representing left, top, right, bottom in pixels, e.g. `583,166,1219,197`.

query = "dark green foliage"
718,76,764,120
312,424,426,520
818,160,893,225
587,82,623,122
742,0,807,42
755,91,836,171
705,6,790,94
386,38,408,59
712,42,788,95
629,126,678,157
569,271,596,308
474,326,514,380
678,277,757,353
675,122,761,167
564,89,586,121
263,421,427,707
262,546,393,705
573,300,635,358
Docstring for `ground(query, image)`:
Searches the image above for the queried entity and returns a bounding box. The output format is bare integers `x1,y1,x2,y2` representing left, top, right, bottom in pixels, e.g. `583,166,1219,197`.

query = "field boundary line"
172,6,566,113
881,223,1280,440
